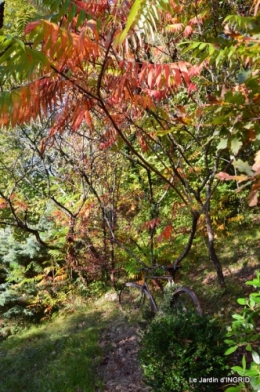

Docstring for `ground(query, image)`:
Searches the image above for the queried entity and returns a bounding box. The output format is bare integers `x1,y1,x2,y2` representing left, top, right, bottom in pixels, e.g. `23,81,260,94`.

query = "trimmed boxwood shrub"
139,312,229,391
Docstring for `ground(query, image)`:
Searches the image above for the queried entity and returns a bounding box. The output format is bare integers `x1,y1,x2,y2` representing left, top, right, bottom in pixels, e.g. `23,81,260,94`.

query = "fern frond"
16,11,40,36
48,249,65,261
25,261,43,273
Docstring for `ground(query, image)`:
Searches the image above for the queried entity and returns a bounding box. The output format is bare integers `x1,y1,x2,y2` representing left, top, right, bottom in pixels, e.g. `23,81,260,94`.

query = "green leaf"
243,369,259,377
237,298,247,305
226,385,244,392
199,42,208,50
217,138,228,150
216,49,224,66
252,351,260,365
212,115,228,125
233,160,254,176
114,0,145,46
76,9,86,28
242,355,246,370
68,4,78,24
232,312,245,319
230,138,242,156
246,279,260,287
225,345,238,355
250,296,260,304
225,339,236,344
237,71,251,84
231,366,245,376
156,125,183,136
224,91,245,105
208,44,215,55
225,387,244,392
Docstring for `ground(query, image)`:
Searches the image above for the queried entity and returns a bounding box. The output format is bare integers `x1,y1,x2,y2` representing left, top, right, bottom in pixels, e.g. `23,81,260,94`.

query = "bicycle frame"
121,266,203,316
137,269,176,313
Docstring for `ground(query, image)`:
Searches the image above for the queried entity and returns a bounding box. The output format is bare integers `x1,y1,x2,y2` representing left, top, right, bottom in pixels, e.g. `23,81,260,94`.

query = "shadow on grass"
175,223,260,319
0,309,106,392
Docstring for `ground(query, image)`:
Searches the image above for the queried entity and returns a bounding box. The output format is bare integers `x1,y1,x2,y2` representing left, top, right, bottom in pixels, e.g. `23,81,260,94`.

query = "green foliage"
2,0,36,36
139,312,229,391
81,280,109,299
114,0,169,46
225,272,260,392
0,228,68,326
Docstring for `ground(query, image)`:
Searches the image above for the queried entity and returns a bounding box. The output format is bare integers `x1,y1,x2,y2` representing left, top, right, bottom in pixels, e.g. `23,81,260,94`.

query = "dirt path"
96,294,151,392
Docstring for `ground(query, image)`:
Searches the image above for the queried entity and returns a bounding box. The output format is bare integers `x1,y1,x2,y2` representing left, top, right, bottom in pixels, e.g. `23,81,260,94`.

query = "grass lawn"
0,306,104,392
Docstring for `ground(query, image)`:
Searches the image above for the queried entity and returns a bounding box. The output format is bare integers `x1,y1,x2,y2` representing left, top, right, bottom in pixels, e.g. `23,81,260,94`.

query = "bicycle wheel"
119,283,154,316
171,286,203,316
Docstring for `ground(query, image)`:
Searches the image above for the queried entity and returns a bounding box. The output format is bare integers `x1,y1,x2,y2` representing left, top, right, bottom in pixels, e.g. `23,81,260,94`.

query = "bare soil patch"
96,294,151,392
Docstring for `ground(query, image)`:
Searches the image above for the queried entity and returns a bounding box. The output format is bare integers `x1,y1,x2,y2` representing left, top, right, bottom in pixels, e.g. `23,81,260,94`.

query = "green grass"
0,306,104,392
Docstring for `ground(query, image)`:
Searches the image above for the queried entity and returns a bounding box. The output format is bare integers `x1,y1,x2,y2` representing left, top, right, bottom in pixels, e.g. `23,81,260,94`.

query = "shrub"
139,312,229,392
225,271,260,392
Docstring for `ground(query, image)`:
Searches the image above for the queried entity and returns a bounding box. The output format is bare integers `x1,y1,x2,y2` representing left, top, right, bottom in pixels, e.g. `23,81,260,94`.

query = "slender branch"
173,210,200,268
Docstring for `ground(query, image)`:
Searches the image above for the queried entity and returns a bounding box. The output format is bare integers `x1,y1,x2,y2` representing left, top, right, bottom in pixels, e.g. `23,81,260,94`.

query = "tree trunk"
204,208,226,287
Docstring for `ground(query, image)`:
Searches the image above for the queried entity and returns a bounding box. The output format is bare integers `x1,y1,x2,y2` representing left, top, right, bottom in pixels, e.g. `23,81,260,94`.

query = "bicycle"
119,264,203,316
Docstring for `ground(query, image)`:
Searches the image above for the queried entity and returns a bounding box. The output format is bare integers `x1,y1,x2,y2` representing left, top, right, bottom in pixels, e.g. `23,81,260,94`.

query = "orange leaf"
84,110,93,131
216,172,248,182
44,306,53,314
252,151,260,172
247,190,258,207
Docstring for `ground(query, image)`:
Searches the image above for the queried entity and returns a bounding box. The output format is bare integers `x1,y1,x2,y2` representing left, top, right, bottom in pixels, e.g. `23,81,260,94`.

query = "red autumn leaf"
147,64,155,89
188,83,197,94
162,224,172,240
138,63,148,84
183,25,193,37
24,20,41,35
172,67,181,86
71,108,85,131
155,65,162,88
145,218,161,230
84,110,94,131
164,64,171,87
